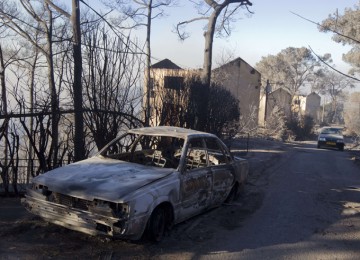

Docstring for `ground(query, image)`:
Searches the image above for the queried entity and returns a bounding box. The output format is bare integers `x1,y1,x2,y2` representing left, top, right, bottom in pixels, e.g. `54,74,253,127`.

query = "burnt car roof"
128,126,216,139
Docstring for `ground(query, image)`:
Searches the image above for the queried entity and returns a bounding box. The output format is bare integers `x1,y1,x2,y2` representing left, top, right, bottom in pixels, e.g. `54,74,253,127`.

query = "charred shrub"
286,115,315,140
184,76,240,137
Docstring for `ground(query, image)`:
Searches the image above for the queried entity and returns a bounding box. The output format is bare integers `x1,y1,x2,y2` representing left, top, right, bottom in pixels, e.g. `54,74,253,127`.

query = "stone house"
304,92,321,123
146,57,262,131
263,89,321,125
145,59,194,126
292,93,321,123
212,57,262,131
264,87,292,122
292,95,307,118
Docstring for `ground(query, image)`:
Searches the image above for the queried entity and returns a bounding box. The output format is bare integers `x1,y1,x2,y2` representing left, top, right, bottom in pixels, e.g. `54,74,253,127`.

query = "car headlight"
318,137,326,141
89,200,130,218
336,139,344,143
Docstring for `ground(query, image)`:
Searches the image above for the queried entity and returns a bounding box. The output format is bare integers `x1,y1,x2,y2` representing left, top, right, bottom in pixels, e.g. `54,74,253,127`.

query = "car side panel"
210,165,234,205
178,167,212,221
232,157,249,183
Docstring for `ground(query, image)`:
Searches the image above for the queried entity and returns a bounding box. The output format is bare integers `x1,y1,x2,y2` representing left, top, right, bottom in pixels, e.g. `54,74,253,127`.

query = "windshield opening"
321,128,342,135
99,133,184,169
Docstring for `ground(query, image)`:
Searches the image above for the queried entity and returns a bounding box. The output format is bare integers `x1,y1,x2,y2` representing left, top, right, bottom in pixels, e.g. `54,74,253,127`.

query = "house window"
164,76,184,90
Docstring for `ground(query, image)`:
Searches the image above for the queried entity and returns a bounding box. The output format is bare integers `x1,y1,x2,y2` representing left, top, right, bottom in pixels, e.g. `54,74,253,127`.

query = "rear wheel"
225,183,241,203
146,207,166,242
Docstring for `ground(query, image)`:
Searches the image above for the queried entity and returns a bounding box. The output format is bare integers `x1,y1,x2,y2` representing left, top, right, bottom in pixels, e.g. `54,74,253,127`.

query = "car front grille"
52,192,90,211
326,138,337,142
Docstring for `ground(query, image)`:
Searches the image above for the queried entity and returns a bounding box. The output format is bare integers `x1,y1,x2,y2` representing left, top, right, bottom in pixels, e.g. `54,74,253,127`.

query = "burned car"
317,127,345,151
22,126,248,241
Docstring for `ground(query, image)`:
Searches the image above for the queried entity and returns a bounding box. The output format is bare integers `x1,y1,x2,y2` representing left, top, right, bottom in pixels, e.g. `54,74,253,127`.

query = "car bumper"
21,189,148,240
317,141,344,150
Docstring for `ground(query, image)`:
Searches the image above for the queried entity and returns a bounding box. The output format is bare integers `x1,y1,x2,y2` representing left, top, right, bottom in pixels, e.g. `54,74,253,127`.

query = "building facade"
147,58,263,131
305,92,321,123
263,90,321,124
145,59,194,127
265,88,292,121
292,93,321,123
212,58,262,131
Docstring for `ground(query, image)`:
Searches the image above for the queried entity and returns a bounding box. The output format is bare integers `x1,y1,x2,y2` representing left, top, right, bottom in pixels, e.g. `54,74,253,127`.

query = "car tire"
317,143,320,149
225,183,242,203
146,207,166,242
339,146,344,151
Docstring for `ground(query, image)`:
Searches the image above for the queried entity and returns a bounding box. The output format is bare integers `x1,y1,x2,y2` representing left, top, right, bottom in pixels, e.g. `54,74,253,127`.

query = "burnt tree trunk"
145,0,153,127
72,0,85,161
0,44,9,194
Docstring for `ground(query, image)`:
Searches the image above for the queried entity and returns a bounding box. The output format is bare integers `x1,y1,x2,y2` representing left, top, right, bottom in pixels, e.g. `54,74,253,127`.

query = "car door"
179,137,212,219
204,137,234,206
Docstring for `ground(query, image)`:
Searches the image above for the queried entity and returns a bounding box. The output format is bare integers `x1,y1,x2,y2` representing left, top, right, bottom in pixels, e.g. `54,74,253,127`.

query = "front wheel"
225,183,241,203
146,207,166,242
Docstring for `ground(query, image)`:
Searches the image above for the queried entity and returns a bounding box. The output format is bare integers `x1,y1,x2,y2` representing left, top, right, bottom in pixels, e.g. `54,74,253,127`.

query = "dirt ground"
0,189,267,259
3,138,356,259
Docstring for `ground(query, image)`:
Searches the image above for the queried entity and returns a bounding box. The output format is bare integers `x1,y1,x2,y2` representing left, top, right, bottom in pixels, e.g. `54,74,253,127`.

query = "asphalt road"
1,140,360,259
189,141,360,259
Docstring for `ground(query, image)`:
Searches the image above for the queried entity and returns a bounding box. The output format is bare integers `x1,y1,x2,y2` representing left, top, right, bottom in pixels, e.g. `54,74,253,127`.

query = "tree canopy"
255,47,327,96
319,2,360,75
313,71,355,124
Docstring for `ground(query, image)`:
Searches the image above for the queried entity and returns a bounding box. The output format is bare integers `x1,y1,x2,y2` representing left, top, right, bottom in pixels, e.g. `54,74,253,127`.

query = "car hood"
33,156,174,202
319,133,343,140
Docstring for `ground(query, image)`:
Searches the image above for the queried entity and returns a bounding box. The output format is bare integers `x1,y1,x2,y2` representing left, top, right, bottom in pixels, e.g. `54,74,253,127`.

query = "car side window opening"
204,137,229,166
185,138,208,170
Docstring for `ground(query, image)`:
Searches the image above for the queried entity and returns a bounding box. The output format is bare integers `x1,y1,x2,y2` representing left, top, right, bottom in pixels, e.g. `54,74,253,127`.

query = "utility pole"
145,0,153,127
72,0,85,161
0,45,8,183
322,97,326,123
264,80,271,124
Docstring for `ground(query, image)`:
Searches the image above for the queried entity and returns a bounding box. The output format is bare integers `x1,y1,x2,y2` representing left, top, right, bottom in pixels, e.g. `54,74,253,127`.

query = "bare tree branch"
44,0,71,18
175,16,208,40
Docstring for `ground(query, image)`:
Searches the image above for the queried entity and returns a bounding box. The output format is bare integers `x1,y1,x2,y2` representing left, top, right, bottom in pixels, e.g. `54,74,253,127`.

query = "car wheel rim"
150,208,165,242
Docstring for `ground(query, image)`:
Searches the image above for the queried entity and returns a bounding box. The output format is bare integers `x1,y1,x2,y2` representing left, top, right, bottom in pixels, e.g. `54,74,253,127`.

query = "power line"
79,0,169,65
79,0,148,57
0,2,150,56
291,11,360,45
308,45,360,82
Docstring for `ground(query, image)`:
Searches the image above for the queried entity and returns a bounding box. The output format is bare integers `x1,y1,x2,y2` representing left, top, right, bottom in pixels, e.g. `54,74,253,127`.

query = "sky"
148,0,359,75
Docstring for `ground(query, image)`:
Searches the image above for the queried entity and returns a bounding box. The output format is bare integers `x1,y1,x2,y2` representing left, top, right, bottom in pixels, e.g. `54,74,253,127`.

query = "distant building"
212,57,262,130
292,93,321,123
264,87,292,122
146,57,263,131
145,59,194,126
305,92,321,123
292,95,307,117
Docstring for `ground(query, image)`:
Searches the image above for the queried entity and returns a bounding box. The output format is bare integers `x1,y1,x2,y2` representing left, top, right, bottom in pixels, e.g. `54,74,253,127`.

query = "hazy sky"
148,0,358,74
